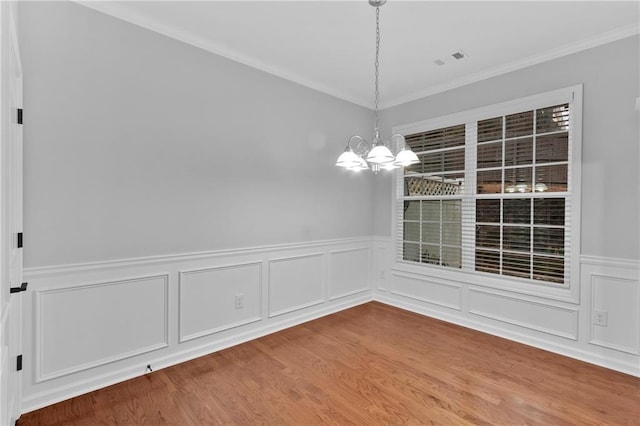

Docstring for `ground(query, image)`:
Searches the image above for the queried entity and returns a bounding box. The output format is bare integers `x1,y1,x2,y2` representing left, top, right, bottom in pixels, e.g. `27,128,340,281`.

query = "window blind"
396,90,578,289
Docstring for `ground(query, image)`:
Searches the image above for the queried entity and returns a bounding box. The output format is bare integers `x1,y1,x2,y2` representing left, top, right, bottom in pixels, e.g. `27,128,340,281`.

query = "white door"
0,2,24,425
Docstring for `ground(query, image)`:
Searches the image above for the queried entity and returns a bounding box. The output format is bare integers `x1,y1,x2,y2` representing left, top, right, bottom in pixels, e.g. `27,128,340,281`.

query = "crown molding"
74,1,373,109
75,2,637,111
380,24,639,109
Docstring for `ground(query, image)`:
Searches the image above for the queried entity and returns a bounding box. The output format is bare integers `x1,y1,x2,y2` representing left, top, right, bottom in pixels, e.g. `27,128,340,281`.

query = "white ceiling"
78,1,639,109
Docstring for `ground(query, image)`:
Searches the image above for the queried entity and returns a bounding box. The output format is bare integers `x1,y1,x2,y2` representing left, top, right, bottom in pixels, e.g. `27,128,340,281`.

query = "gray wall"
20,2,640,266
20,2,374,268
375,35,640,261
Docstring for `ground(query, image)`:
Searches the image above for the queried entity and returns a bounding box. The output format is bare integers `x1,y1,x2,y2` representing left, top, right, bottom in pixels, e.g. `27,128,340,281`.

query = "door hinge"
17,108,23,125
10,282,27,294
16,355,22,371
17,232,22,248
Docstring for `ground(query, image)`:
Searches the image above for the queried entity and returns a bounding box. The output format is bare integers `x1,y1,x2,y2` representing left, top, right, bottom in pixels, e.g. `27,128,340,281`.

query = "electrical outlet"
234,294,244,309
593,310,608,326
379,270,385,280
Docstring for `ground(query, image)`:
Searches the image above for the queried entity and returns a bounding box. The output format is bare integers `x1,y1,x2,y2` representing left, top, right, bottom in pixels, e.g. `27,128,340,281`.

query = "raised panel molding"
24,237,371,279
21,243,640,413
179,262,262,343
390,271,462,311
374,245,389,292
580,255,639,269
589,275,640,355
35,274,169,382
22,237,374,413
268,253,324,318
329,247,371,300
468,288,578,340
582,256,639,355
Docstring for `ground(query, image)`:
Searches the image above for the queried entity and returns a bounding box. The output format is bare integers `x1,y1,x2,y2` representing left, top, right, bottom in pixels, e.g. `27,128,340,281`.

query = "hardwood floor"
19,302,640,425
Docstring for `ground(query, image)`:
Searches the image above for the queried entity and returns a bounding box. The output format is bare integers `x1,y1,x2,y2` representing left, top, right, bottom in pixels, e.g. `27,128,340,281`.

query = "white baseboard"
20,239,640,415
375,292,640,377
21,237,374,414
22,293,372,413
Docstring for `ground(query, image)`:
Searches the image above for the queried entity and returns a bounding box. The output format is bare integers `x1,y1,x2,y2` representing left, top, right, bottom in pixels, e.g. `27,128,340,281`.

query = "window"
396,87,581,289
402,125,465,268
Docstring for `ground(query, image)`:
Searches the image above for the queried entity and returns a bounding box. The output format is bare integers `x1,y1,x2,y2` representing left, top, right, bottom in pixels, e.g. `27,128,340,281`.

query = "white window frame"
391,85,582,303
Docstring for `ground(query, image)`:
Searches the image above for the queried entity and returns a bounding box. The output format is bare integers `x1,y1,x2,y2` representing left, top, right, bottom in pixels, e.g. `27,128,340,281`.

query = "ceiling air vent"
452,51,465,60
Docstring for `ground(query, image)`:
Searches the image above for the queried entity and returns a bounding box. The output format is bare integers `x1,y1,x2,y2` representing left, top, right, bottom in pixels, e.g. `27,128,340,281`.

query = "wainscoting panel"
22,237,374,414
21,239,640,414
390,271,462,311
468,288,578,340
590,276,639,354
35,275,169,382
328,248,371,300
268,254,324,318
584,257,640,355
378,237,639,377
179,263,262,343
373,241,389,292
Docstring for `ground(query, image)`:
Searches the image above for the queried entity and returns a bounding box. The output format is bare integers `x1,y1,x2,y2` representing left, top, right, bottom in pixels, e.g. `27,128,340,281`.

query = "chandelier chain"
374,5,380,130
335,0,419,173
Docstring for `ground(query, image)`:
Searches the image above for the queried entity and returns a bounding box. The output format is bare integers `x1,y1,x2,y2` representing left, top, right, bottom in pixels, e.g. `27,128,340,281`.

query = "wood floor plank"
18,302,640,425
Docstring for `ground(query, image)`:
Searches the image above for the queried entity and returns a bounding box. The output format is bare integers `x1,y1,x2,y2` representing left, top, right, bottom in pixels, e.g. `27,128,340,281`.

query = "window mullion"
395,85,580,293
531,108,537,280
500,115,506,276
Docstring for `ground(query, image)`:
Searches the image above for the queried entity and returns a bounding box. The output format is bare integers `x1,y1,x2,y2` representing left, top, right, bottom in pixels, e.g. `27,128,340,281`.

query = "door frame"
0,2,24,424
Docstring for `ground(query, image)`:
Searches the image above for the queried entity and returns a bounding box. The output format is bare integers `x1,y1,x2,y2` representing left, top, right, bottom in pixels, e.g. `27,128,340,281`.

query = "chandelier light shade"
335,0,419,174
366,130,395,164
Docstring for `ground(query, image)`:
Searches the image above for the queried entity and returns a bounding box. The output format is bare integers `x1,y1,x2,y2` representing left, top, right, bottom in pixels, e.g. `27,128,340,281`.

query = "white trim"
74,3,638,110
20,238,640,415
22,237,376,413
22,294,373,414
390,259,568,304
178,260,263,276
468,287,579,340
328,288,370,302
580,255,640,269
328,246,372,300
392,85,583,304
74,1,371,108
34,274,170,383
268,252,325,263
267,253,326,318
381,25,638,109
376,293,639,378
180,316,263,343
268,299,325,319
178,262,263,343
394,85,580,135
327,246,371,255
23,236,372,278
373,243,390,292
390,269,463,311
589,274,640,355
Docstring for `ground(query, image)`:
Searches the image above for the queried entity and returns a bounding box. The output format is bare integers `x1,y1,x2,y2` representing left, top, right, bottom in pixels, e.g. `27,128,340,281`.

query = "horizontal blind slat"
398,98,573,286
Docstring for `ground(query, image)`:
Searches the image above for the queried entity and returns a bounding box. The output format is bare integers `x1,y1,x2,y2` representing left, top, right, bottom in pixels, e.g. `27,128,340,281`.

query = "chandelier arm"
336,0,419,175
348,135,370,156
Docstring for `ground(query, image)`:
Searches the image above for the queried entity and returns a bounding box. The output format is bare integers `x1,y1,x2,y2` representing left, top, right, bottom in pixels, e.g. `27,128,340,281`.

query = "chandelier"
335,0,419,173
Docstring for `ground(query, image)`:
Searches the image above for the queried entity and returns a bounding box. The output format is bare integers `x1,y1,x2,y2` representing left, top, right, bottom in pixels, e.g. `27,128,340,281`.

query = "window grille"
396,87,580,289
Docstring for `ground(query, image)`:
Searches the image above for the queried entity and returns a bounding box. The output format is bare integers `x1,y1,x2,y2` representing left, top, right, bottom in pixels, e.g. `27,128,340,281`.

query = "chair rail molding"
372,236,640,378
20,237,640,415
21,237,375,414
